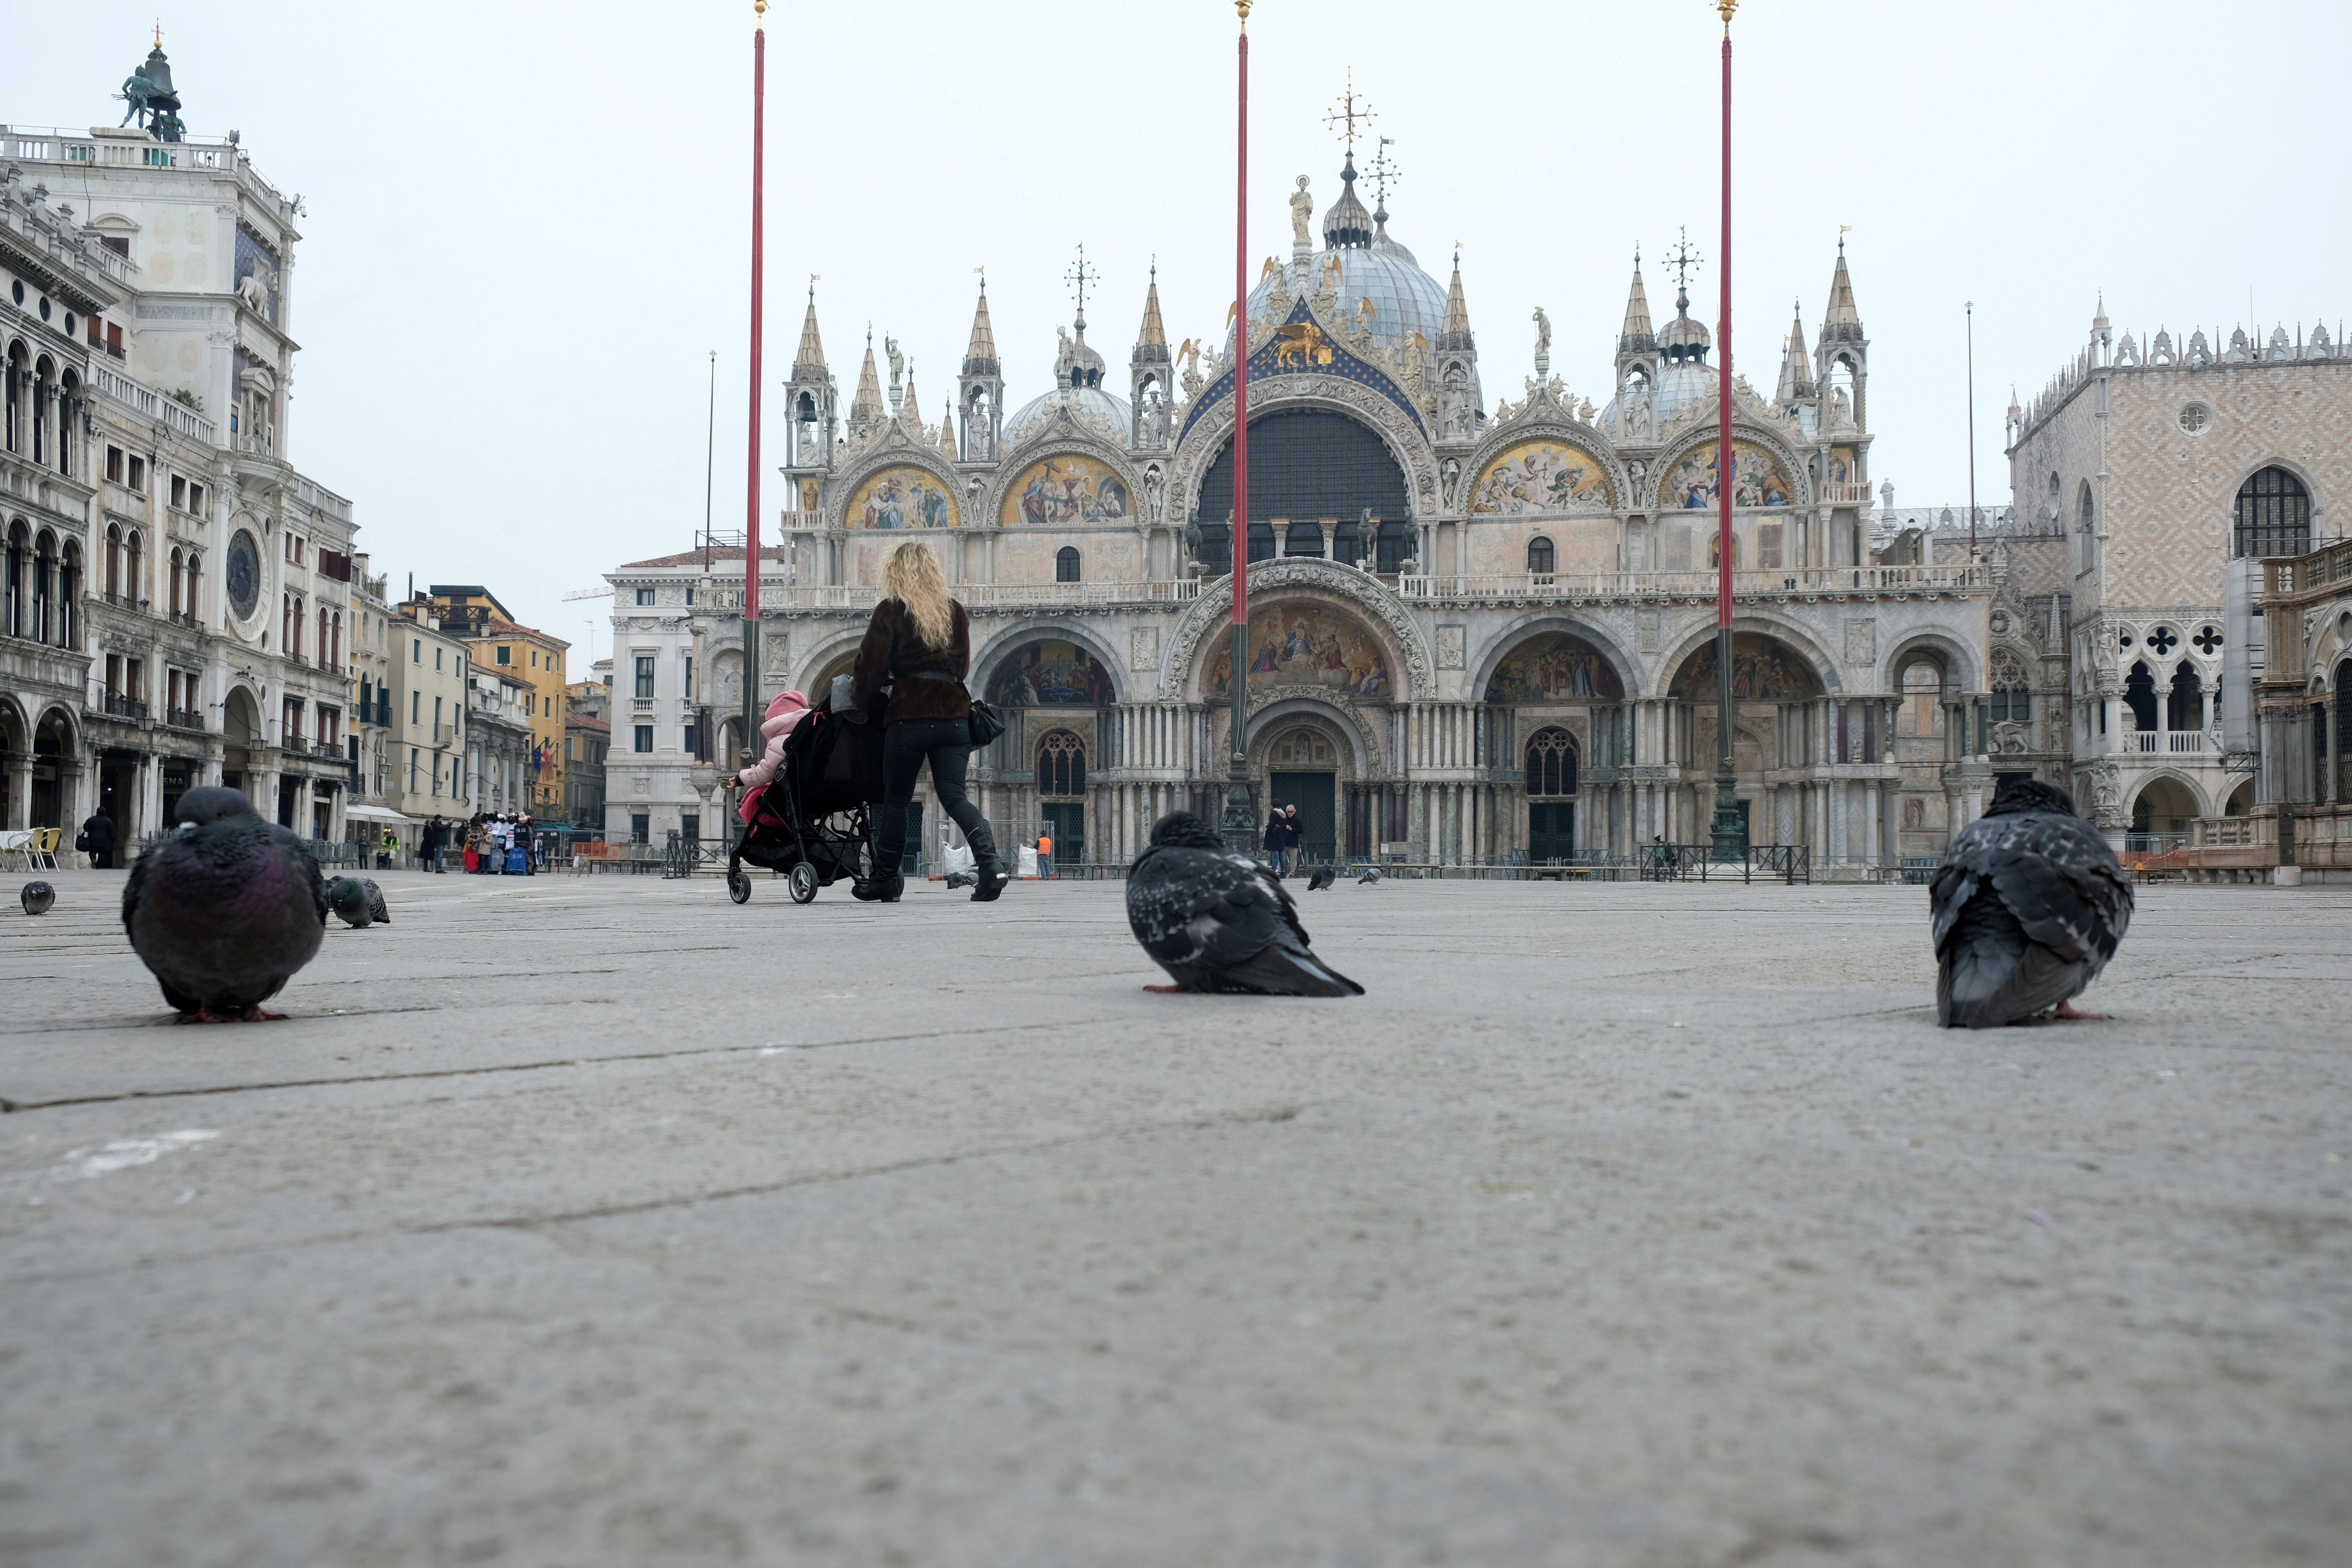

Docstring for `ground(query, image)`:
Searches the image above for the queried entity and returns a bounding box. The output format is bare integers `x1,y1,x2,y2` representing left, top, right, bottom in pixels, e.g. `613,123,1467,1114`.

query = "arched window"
184,552,199,622
1524,726,1579,797
331,611,342,667
1055,546,1081,583
2233,466,2311,559
125,529,142,606
1037,729,1086,797
169,547,183,617
3,521,25,637
56,372,75,474
2123,660,2156,732
1527,536,1555,577
1989,650,2032,724
2078,480,2099,573
33,529,56,644
317,606,328,666
105,523,122,598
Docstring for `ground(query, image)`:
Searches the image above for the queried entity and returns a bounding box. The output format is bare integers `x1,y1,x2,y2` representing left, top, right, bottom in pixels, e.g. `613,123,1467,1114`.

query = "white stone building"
608,134,2006,879
2,42,363,849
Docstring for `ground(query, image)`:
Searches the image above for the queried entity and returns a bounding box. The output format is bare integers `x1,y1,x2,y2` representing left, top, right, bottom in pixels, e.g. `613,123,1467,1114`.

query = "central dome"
1247,237,1448,352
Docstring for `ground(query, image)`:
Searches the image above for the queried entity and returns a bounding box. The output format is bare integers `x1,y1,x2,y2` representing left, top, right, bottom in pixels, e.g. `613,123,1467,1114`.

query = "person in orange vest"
1036,830,1054,880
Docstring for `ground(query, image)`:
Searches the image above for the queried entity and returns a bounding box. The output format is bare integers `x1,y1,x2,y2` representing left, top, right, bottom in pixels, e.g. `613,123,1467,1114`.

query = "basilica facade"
608,150,2000,875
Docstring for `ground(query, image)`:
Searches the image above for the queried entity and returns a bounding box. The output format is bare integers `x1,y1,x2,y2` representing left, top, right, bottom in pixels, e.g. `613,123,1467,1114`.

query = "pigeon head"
327,878,368,922
1985,778,2079,818
1149,811,1227,850
174,786,260,829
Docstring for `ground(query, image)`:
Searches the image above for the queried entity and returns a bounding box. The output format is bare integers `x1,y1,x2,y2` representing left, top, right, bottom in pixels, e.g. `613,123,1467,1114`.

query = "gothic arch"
968,620,1127,704
1657,612,1842,698
1170,378,1436,530
2124,768,2214,821
1161,557,1432,702
1880,628,1985,697
1244,697,1381,778
1470,611,1642,703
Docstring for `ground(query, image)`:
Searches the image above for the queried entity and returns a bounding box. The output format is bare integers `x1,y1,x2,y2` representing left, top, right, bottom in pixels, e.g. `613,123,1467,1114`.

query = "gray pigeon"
1357,866,1381,885
1930,779,2134,1029
1306,865,1336,891
1126,812,1362,996
326,875,390,928
21,881,54,915
123,785,328,1022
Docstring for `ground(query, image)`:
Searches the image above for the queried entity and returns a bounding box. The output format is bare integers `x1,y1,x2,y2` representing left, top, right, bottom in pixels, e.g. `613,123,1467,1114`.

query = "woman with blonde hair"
846,540,1010,902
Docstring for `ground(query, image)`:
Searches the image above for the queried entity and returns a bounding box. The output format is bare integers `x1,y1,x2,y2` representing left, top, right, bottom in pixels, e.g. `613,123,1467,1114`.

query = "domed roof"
1004,384,1132,449
1658,284,1711,361
1247,237,1448,352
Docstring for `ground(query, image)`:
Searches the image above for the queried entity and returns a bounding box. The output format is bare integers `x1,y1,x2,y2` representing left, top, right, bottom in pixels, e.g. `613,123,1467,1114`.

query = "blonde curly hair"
882,541,955,650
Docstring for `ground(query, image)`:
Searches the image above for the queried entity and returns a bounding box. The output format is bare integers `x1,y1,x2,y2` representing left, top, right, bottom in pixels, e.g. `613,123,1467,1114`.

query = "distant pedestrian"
518,817,536,875
423,815,448,873
1282,804,1305,877
77,808,117,870
1262,806,1292,878
1037,831,1054,881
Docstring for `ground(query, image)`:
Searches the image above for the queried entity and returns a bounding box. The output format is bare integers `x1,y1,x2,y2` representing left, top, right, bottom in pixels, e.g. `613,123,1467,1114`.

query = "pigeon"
123,785,329,1022
20,881,54,916
1929,778,2134,1029
1357,866,1381,886
1306,865,1336,891
326,875,390,928
1126,811,1362,996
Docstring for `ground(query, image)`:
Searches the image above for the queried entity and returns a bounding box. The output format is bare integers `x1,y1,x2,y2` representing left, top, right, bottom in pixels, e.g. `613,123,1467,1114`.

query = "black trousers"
875,718,987,870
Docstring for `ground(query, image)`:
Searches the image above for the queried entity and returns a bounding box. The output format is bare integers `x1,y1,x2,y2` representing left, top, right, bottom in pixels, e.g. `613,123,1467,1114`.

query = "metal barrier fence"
1640,844,1813,885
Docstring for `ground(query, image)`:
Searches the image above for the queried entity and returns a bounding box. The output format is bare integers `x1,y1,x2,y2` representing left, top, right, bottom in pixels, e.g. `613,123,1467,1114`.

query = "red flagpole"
744,7,766,642
1710,0,1742,860
1223,0,1254,851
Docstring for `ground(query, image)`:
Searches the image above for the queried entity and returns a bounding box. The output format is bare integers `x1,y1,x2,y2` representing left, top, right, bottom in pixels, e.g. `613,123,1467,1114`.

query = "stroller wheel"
726,866,752,904
788,861,819,904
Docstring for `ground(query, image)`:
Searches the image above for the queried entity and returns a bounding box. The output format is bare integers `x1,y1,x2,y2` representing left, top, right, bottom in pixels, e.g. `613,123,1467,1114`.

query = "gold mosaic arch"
1466,438,1616,514
844,465,960,530
1655,439,1796,511
999,453,1135,528
1202,600,1395,701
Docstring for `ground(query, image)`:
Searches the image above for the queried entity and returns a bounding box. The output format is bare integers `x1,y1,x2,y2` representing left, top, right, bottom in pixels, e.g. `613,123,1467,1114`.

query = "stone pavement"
2,867,2347,1567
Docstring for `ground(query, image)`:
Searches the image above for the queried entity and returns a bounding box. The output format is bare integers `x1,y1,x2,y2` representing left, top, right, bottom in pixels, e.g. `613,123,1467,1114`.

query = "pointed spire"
901,364,922,428
1441,250,1473,343
1776,298,1814,402
1137,263,1167,350
1619,249,1654,353
794,284,827,376
1822,237,1862,341
938,397,958,460
963,277,998,371
851,329,883,429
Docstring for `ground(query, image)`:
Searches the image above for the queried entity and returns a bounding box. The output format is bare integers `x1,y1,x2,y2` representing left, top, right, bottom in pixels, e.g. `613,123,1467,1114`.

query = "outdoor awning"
343,804,416,823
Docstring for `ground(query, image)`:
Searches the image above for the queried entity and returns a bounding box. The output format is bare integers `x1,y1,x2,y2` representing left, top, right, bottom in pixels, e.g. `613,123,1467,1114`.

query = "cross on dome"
1325,68,1374,151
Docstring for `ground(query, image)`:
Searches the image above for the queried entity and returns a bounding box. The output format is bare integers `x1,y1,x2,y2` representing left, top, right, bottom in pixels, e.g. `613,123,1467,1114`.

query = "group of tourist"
418,812,544,875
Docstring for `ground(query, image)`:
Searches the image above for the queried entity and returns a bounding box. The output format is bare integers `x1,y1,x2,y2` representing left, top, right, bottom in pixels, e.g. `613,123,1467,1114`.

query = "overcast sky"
8,2,2345,661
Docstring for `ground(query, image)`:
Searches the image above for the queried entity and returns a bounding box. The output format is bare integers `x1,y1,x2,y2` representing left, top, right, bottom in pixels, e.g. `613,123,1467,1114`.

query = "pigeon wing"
121,840,155,942
1125,848,1359,995
363,878,390,924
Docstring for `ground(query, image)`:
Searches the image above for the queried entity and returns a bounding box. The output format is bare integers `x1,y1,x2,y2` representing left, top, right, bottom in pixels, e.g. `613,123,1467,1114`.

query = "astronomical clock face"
225,528,261,621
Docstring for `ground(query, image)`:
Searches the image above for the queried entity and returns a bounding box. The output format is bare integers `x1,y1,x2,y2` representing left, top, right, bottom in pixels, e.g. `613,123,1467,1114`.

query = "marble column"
1829,779,1847,866
1864,782,1880,869
5,756,30,829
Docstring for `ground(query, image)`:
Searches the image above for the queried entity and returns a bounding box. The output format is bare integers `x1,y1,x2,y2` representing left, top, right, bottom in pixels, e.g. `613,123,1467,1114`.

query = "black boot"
855,806,906,902
965,819,1011,903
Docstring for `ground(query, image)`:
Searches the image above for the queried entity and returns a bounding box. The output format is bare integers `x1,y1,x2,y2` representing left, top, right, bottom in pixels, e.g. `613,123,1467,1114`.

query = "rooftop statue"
1290,176,1314,245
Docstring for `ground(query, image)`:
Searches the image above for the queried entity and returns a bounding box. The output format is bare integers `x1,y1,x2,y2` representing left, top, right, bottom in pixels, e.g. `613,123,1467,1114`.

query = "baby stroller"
725,690,887,904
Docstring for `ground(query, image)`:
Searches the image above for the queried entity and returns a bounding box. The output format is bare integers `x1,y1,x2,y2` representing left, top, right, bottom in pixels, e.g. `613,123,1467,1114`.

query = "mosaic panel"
1000,455,1133,528
1669,633,1821,701
1205,604,1391,699
1484,632,1625,702
1467,439,1616,514
987,639,1117,708
1657,440,1795,510
846,466,959,530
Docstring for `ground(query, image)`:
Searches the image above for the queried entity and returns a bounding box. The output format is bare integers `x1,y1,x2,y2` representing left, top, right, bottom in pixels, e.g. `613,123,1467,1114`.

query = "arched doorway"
221,687,262,798
1263,719,1343,863
1525,726,1578,862
1035,727,1087,865
31,708,73,830
2131,776,2198,844
1193,409,1409,567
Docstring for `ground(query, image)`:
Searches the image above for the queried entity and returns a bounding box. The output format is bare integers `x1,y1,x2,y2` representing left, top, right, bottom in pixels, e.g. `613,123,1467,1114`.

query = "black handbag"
966,698,1005,747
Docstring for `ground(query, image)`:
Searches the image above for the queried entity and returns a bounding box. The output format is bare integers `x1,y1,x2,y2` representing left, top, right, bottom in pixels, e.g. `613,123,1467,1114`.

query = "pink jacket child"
734,689,813,822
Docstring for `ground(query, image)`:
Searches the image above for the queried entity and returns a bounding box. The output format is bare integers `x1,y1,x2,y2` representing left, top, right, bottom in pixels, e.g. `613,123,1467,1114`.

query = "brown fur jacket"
850,597,973,724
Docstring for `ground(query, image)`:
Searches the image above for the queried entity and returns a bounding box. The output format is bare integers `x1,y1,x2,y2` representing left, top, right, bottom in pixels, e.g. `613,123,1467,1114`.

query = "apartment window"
633,724,653,753
411,690,421,724
409,747,419,791
412,637,421,663
125,657,144,702
496,646,510,665
682,726,696,753
683,654,694,701
186,482,204,514
635,587,655,606
525,693,535,716
171,475,186,509
630,812,650,844
566,736,575,762
127,455,146,492
530,650,538,668
684,586,696,606
634,655,655,699
434,695,443,730
435,647,443,671
106,445,124,483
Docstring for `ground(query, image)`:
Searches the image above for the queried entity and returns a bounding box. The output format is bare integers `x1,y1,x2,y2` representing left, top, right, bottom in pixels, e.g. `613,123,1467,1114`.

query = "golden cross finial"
153,18,164,47
1326,68,1374,151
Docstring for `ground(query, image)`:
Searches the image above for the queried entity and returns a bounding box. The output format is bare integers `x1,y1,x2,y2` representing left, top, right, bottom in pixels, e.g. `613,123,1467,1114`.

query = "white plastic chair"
0,829,31,871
